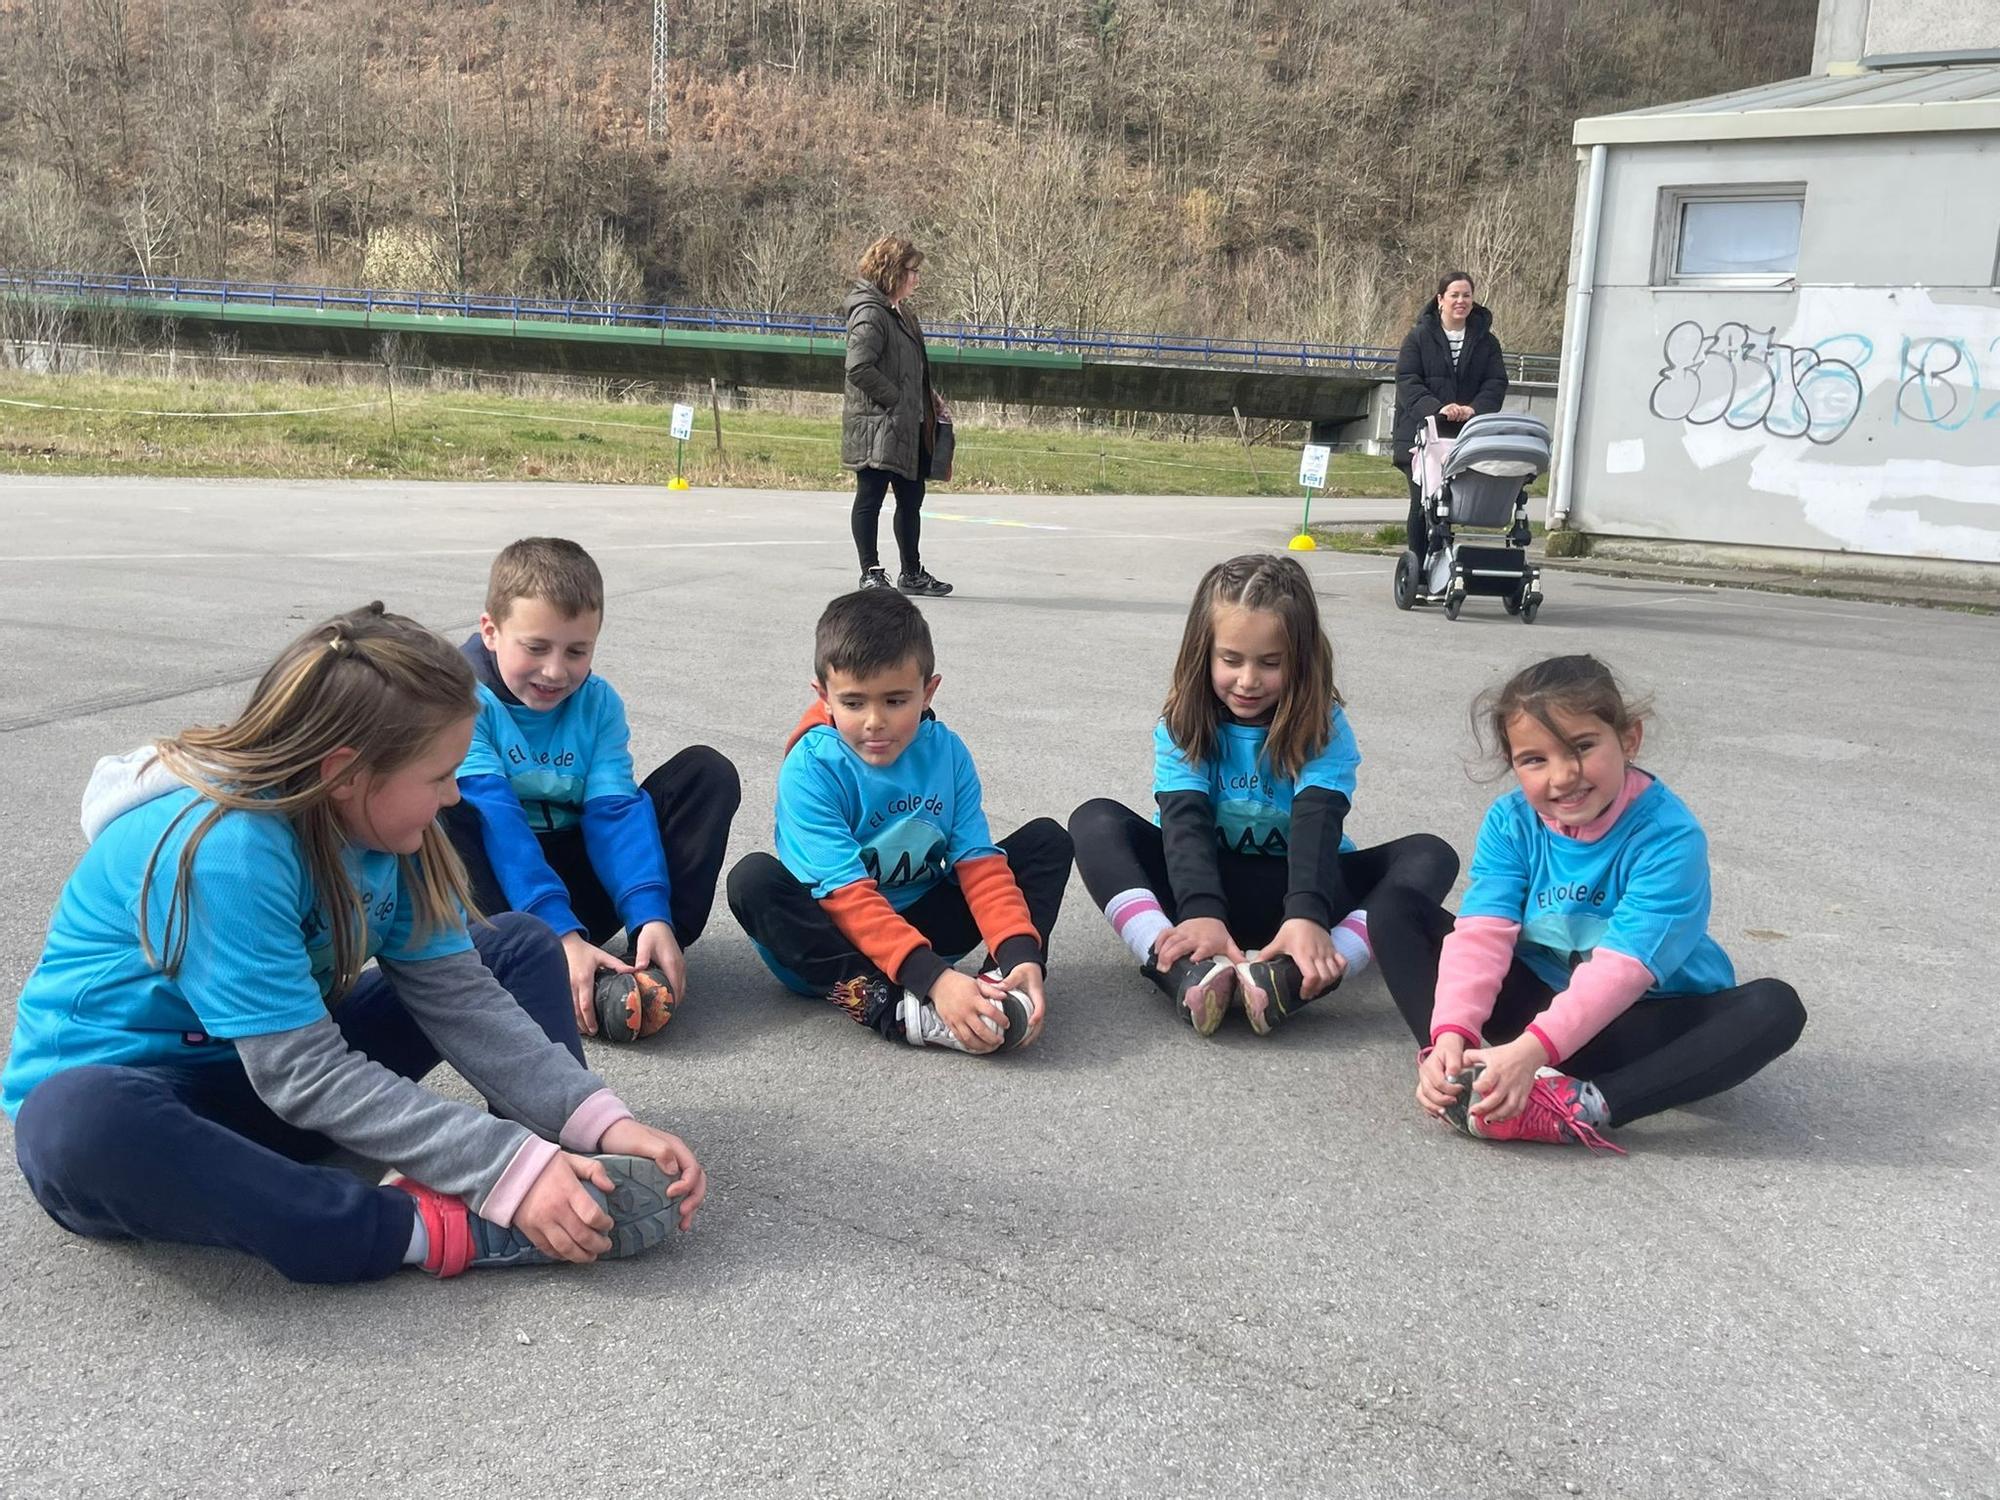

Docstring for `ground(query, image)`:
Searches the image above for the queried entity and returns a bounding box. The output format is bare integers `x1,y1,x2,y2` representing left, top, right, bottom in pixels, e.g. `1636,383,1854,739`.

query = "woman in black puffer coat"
1392,270,1508,553
842,235,951,597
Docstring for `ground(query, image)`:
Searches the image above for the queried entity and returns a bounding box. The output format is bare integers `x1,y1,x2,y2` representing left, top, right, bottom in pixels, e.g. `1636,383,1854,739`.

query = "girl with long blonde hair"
5,603,706,1282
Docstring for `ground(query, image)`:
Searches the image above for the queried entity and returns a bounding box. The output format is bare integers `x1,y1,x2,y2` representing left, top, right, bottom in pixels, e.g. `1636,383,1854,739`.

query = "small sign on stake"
668,403,695,489
1291,444,1331,550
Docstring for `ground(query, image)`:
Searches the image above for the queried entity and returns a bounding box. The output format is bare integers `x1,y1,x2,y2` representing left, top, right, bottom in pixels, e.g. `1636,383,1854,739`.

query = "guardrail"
3,269,1562,383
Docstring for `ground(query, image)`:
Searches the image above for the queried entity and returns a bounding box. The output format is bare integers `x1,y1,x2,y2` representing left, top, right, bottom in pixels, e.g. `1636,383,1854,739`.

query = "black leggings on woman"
1068,797,1459,950
1404,470,1426,553
1368,883,1807,1127
852,461,926,574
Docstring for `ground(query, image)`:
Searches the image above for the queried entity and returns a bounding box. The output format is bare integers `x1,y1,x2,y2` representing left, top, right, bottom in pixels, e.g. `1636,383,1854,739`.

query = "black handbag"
927,420,955,482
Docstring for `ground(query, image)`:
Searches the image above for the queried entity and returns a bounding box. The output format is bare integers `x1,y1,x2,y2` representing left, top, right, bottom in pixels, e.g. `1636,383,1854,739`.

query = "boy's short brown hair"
814,588,935,683
485,537,605,624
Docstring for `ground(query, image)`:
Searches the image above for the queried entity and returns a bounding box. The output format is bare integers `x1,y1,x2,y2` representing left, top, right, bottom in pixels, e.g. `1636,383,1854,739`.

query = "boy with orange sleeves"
726,589,1073,1053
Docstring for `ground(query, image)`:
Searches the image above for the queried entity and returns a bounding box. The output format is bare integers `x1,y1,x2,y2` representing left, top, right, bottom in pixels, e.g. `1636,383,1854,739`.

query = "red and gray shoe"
1442,1065,1625,1155
387,1154,682,1277
1141,948,1235,1036
593,966,677,1043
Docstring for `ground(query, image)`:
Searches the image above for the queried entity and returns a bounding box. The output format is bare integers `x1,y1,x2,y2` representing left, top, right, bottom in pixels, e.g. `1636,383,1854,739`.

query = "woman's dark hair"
1436,269,1475,298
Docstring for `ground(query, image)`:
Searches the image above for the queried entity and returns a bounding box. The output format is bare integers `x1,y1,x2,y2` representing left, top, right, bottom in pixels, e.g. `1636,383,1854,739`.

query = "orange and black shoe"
593,966,677,1043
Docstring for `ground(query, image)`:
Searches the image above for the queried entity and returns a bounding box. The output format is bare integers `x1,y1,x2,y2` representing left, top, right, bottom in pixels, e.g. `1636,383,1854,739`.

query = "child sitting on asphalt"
1069,552,1459,1034
1373,653,1807,1152
4,604,704,1283
726,588,1073,1052
442,537,740,1043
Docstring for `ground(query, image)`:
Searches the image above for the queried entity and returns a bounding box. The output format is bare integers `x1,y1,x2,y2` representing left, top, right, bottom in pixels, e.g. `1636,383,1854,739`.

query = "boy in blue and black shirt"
442,537,740,1042
726,588,1073,1053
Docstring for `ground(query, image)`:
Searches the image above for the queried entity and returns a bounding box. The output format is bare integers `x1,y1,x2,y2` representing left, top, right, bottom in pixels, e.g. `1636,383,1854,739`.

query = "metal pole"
648,0,669,141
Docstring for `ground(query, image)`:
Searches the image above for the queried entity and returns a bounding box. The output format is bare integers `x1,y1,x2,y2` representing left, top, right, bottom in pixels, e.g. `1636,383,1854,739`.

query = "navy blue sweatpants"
11,911,578,1285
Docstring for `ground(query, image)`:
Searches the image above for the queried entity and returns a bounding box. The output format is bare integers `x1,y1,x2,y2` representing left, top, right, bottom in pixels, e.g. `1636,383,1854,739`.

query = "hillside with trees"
0,0,1815,351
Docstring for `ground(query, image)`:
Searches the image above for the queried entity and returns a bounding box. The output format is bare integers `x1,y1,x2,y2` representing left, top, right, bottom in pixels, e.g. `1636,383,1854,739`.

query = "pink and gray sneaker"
1443,1065,1625,1155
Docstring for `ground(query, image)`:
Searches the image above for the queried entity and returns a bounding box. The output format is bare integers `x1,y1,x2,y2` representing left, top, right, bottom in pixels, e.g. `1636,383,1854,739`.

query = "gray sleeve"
236,1018,534,1207
377,949,609,1140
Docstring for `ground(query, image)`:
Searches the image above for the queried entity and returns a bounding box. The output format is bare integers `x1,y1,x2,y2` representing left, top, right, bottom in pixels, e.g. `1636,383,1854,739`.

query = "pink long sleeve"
1430,916,1520,1045
1525,949,1655,1064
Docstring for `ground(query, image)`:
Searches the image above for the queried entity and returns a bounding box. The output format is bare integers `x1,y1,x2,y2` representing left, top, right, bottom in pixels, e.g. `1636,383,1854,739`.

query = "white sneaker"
897,991,971,1050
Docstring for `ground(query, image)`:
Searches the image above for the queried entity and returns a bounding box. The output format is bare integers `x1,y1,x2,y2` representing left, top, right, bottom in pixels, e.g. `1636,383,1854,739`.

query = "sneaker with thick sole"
859,567,894,590
1236,953,1326,1035
1140,948,1235,1036
1441,1064,1625,1155
388,1154,681,1276
593,966,677,1043
896,568,954,597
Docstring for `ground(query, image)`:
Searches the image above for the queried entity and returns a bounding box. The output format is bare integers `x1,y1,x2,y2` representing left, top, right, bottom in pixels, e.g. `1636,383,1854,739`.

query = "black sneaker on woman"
897,568,953,597
859,567,893,590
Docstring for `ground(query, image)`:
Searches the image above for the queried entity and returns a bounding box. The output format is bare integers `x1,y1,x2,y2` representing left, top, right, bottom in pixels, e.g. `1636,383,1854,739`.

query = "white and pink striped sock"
1331,910,1373,979
1106,889,1172,965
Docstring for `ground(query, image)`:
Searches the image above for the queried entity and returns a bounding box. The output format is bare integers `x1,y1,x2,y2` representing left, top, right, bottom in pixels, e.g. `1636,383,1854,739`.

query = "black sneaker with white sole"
897,568,953,597
859,567,894,590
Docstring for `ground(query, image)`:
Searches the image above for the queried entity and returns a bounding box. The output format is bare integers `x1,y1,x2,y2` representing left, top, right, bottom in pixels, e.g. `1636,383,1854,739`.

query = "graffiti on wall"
1894,336,2000,430
1652,321,2000,445
1648,320,1864,444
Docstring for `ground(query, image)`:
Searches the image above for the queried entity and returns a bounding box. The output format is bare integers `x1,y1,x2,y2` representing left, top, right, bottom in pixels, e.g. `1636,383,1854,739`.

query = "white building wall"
1562,131,2000,565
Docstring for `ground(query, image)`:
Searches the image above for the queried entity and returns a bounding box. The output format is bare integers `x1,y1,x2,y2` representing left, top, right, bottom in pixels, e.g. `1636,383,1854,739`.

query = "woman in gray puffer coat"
842,235,951,597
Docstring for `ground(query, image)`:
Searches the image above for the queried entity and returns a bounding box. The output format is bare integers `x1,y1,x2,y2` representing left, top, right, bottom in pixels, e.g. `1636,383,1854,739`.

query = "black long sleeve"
1284,786,1352,928
1471,335,1509,414
1396,329,1442,426
1156,790,1228,923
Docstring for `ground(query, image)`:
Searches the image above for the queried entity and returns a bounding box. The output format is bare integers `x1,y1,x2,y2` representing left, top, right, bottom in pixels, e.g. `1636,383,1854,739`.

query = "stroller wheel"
1521,594,1541,624
1502,582,1523,615
1444,591,1464,621
1393,551,1418,611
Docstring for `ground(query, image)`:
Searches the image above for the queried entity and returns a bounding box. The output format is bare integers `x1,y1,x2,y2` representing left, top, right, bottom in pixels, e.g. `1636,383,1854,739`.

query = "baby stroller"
1393,412,1549,623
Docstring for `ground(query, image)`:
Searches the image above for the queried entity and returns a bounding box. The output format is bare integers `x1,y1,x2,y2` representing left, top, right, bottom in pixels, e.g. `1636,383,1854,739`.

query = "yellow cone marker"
1288,532,1316,551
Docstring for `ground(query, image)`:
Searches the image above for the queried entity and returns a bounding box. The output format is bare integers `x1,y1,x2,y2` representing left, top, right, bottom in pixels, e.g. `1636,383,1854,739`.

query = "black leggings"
852,464,926,573
1369,883,1807,1126
725,819,1075,1039
1067,797,1459,950
1404,470,1425,554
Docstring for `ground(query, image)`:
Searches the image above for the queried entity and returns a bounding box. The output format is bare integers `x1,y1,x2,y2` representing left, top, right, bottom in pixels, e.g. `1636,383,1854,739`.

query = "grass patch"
0,370,1414,498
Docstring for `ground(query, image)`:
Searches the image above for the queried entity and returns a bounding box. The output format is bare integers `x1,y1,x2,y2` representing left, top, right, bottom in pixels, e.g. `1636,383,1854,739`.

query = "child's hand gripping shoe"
897,974,1035,1052
593,965,677,1043
1441,1064,1625,1155
388,1154,682,1276
1140,946,1234,1036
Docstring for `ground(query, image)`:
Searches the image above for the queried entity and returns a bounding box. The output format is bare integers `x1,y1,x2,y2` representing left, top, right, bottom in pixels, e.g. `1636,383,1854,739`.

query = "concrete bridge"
4,272,1557,451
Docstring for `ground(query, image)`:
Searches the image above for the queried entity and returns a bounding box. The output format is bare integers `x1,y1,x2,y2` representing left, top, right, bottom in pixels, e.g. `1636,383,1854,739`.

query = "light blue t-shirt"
776,716,1002,911
2,787,470,1117
458,677,640,833
1458,776,1736,997
1151,708,1362,857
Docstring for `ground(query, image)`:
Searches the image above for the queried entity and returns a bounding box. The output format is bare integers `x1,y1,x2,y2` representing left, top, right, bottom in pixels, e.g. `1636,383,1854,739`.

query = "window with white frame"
1656,187,1804,286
